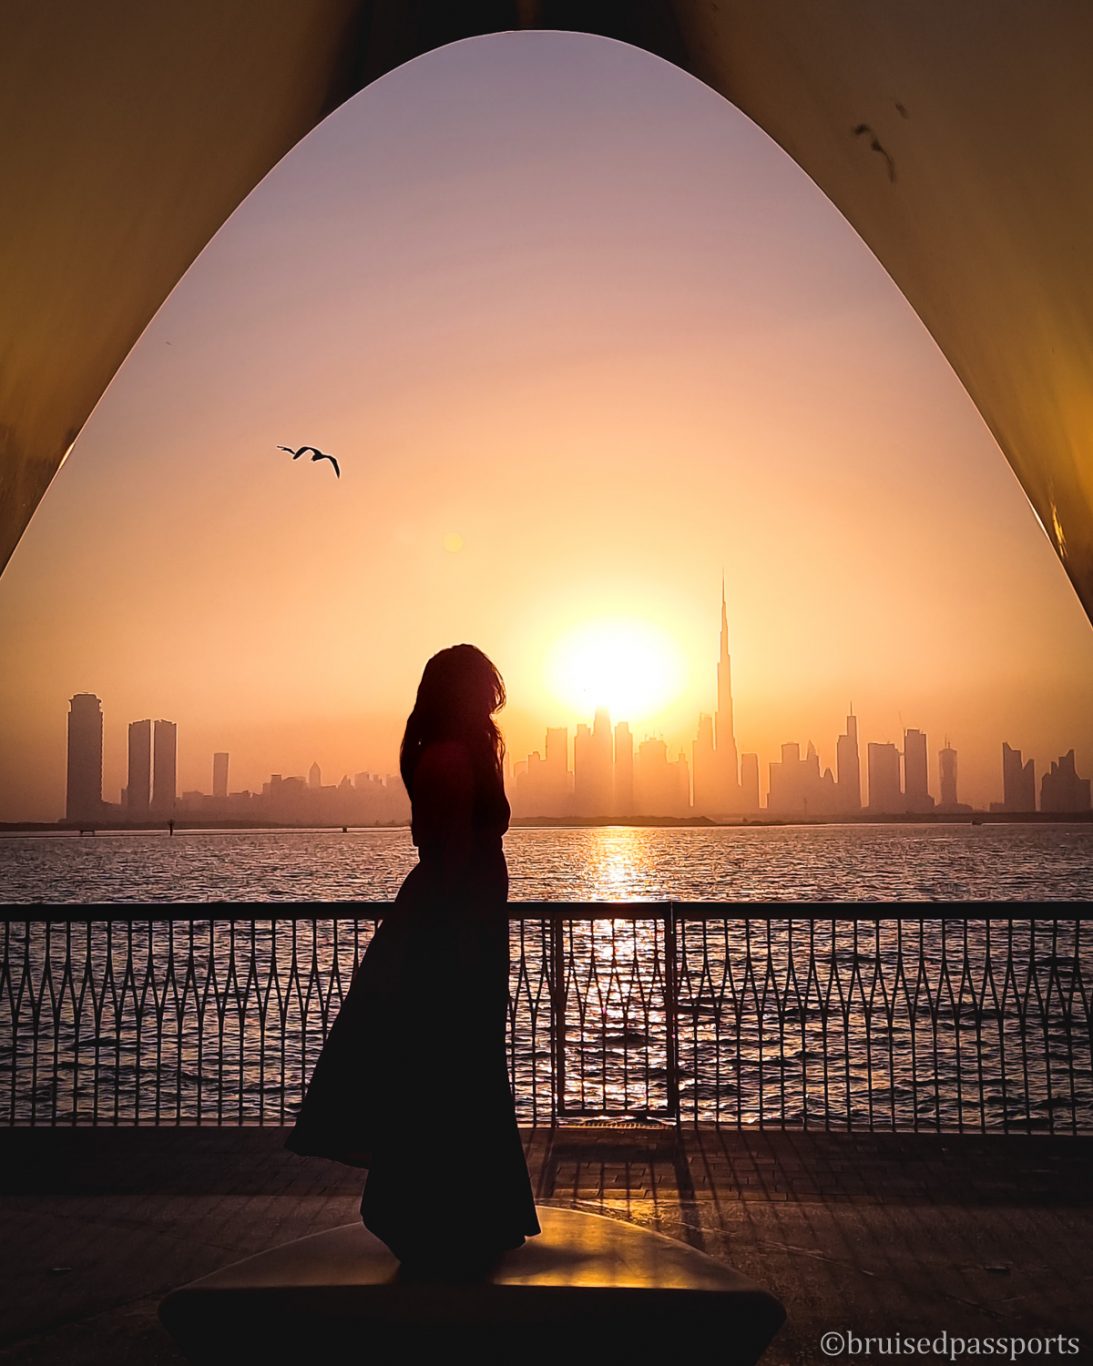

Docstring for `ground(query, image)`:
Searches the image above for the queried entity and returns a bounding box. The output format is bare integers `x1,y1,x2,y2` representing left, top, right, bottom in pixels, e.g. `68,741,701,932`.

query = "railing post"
549,914,566,1123
665,901,680,1123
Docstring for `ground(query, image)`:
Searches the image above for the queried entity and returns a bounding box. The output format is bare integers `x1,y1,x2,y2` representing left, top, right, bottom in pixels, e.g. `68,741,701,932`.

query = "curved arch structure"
3,1,1092,619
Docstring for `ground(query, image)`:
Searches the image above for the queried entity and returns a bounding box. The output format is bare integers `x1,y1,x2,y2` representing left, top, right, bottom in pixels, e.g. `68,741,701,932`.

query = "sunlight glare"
547,619,684,723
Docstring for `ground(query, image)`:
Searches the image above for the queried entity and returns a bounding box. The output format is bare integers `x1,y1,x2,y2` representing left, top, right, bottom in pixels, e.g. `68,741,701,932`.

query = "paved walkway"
1,1127,1089,1364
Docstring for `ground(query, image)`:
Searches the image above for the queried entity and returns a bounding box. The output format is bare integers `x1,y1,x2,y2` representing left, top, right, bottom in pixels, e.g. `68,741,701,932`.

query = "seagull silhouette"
277,444,340,478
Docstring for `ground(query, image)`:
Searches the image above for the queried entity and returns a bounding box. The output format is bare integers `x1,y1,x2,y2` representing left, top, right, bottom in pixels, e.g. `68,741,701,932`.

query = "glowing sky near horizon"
0,31,1091,819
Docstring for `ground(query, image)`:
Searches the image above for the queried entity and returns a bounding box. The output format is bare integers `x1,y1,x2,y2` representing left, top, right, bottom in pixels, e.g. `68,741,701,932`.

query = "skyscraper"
768,740,838,815
590,708,614,815
213,751,229,800
867,742,903,814
635,736,675,815
671,748,691,815
902,728,934,813
544,726,569,809
999,742,1035,812
127,719,152,819
66,693,103,823
938,741,959,810
308,761,322,790
151,719,177,818
768,742,802,813
1040,750,1092,813
692,713,716,813
836,708,861,812
739,752,760,811
515,751,544,815
614,721,634,816
572,723,593,816
715,574,740,806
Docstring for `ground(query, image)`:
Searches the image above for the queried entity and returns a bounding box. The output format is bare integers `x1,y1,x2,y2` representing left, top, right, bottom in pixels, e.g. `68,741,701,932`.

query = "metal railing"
1,905,1090,1133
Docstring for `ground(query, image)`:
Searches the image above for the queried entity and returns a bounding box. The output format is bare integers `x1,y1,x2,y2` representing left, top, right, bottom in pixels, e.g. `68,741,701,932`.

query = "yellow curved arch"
3,1,1091,618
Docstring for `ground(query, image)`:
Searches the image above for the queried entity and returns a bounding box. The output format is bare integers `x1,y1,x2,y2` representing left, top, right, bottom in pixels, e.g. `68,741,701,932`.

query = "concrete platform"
1,1127,1091,1365
159,1206,785,1360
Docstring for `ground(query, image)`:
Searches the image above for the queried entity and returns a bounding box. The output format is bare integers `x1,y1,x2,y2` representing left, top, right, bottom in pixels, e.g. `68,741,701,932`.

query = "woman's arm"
412,740,475,888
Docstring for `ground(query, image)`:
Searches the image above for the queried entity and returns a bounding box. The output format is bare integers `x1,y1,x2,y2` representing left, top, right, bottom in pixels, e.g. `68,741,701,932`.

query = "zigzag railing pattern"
1,907,1089,1132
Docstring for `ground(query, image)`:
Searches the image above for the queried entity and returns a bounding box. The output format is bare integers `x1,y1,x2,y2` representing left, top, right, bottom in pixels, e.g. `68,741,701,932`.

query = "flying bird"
853,123,897,182
277,444,340,478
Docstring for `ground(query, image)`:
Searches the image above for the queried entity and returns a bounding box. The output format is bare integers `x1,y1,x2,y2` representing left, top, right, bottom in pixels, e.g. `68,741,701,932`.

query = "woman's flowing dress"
285,741,540,1264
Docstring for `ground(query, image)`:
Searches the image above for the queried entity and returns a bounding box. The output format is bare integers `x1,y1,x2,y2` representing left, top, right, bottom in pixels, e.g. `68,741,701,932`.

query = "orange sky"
0,32,1090,820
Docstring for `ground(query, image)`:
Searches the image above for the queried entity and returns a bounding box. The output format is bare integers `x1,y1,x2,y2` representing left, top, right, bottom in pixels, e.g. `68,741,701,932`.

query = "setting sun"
546,619,685,724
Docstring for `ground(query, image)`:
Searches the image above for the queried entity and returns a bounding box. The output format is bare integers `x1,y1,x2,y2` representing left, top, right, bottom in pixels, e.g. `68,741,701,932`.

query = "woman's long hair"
399,644,506,797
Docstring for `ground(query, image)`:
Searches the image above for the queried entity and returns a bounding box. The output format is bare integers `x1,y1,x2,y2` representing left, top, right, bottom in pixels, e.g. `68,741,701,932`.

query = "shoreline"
2,811,1091,835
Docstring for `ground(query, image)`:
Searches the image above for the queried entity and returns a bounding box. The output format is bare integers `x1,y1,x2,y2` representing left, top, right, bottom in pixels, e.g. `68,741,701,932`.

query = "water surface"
2,822,1090,903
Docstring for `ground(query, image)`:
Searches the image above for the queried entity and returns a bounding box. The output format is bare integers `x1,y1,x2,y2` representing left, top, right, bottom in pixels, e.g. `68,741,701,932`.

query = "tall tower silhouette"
715,573,739,800
938,739,959,810
127,719,152,818
151,719,177,818
590,707,614,816
66,693,103,823
836,707,861,812
212,752,229,801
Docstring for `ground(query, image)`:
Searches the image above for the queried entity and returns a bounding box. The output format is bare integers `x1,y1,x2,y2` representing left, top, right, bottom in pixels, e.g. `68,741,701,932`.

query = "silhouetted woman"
286,645,540,1271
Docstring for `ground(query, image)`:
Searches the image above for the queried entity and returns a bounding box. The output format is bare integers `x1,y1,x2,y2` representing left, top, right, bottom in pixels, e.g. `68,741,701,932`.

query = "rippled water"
2,821,1092,902
4,826,1090,1131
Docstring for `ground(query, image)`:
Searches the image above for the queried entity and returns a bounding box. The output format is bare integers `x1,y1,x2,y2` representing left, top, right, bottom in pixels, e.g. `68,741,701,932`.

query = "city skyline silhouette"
52,582,1091,826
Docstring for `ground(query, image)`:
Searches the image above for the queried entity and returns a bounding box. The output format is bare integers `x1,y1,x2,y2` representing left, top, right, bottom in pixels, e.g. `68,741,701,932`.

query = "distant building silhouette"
768,742,799,814
514,725,571,816
476,576,1091,826
713,577,741,812
937,740,970,812
687,580,748,815
740,752,760,812
902,728,934,813
1040,750,1092,813
993,742,1036,813
867,742,902,814
514,706,703,820
507,580,760,820
66,693,103,823
614,721,634,816
572,722,593,816
127,719,152,819
544,726,569,808
515,750,552,817
768,740,838,816
633,737,689,815
692,712,717,813
836,708,861,813
590,708,614,816
213,751,229,800
634,736,667,814
56,696,419,826
266,772,306,819
50,683,1089,829
672,746,691,814
151,719,177,818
